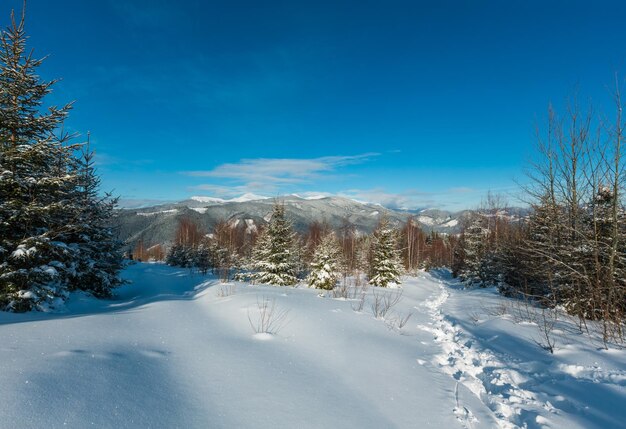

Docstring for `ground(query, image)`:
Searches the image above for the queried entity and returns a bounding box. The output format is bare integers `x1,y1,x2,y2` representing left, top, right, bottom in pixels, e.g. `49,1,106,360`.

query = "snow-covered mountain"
115,194,512,248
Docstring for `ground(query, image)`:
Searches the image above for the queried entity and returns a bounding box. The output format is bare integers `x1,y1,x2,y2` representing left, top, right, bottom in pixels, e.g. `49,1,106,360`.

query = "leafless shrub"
217,284,236,297
397,312,413,328
384,312,413,332
350,283,368,299
219,267,231,283
334,282,368,300
533,306,558,354
351,292,366,312
371,288,403,319
396,313,413,329
481,300,509,318
510,294,536,324
468,311,482,325
247,296,290,334
332,282,349,299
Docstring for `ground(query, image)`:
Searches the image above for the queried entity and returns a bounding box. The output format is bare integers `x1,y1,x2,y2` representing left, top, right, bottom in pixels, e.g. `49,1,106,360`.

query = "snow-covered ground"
0,264,624,428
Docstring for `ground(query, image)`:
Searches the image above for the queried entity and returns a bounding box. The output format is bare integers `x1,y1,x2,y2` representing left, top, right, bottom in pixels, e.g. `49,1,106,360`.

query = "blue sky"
6,0,626,210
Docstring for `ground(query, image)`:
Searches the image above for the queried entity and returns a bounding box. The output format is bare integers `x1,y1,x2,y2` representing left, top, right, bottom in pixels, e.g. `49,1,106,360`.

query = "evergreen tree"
65,141,125,297
208,238,231,279
368,216,402,287
572,186,626,320
195,240,212,275
307,233,340,290
251,202,299,286
165,243,186,267
0,10,123,310
457,215,488,286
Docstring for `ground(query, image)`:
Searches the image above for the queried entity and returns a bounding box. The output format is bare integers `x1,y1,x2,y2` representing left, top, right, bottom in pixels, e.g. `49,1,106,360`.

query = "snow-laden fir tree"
307,233,341,290
368,216,402,287
457,215,488,286
194,240,212,275
251,202,299,286
65,141,125,297
208,237,231,280
166,243,194,268
0,10,123,310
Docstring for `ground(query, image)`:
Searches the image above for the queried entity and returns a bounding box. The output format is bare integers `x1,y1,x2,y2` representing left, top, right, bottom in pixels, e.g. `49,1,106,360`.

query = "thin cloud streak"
185,153,379,195
184,154,520,211
186,153,378,179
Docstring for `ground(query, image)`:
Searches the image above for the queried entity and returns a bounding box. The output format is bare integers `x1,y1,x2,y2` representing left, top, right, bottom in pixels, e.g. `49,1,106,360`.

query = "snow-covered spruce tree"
307,233,341,290
0,11,122,310
166,243,186,267
194,239,212,275
368,216,402,287
64,141,124,297
207,237,231,280
515,194,563,298
250,202,299,286
457,215,488,286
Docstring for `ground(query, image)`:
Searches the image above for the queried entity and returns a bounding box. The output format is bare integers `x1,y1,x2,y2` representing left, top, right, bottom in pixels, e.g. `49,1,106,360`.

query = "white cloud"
185,153,379,196
182,154,516,211
190,184,266,197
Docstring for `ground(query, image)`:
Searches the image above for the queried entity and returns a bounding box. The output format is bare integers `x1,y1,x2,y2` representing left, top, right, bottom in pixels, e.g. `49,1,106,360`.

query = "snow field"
0,264,462,428
0,264,624,428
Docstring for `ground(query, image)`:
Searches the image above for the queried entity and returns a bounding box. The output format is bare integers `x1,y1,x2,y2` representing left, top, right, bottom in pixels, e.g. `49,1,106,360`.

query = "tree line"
452,88,626,343
159,203,456,288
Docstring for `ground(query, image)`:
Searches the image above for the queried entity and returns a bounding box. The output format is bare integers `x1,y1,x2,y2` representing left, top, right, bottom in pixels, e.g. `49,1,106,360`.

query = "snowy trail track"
0,264,624,429
417,271,626,429
416,274,551,429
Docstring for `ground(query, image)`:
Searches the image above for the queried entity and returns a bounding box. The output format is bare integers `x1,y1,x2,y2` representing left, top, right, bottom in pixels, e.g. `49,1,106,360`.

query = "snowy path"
0,264,624,428
419,271,626,429
416,273,553,428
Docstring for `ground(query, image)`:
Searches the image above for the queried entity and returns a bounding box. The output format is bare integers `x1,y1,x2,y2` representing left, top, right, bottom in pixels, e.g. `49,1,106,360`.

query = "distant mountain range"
115,194,525,249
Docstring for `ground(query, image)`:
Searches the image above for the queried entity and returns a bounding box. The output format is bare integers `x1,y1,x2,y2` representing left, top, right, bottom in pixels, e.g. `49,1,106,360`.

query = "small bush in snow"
216,284,236,298
247,296,290,335
351,292,366,312
371,288,403,319
534,307,558,354
385,312,413,332
332,283,349,298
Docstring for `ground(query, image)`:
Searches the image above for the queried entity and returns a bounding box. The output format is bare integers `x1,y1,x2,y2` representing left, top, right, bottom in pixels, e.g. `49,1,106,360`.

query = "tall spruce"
369,216,402,287
0,9,123,310
457,215,488,286
66,139,124,297
251,202,299,286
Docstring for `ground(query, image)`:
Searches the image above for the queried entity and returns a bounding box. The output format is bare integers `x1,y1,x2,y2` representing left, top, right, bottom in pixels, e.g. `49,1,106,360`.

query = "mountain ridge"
115,194,524,249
